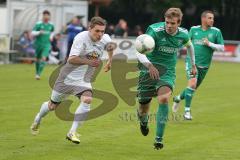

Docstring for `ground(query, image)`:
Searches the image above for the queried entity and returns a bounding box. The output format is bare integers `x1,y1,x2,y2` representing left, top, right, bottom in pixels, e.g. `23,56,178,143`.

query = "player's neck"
201,25,210,31
43,20,49,24
167,29,178,36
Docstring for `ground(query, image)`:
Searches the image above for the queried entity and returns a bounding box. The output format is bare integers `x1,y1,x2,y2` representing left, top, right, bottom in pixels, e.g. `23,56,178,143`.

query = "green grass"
0,60,240,160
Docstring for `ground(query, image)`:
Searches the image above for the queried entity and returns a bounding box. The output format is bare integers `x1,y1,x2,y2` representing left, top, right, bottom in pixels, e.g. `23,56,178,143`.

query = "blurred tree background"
89,0,240,40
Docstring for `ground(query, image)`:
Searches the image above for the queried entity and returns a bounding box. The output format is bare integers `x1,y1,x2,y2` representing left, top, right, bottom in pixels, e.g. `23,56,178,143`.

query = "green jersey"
33,21,54,47
146,22,190,70
189,25,224,67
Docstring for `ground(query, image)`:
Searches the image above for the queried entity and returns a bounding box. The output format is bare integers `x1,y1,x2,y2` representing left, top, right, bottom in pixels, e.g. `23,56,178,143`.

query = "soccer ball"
135,34,155,54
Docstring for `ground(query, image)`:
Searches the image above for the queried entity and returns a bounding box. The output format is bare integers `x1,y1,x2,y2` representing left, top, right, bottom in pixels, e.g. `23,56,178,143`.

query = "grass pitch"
0,60,240,160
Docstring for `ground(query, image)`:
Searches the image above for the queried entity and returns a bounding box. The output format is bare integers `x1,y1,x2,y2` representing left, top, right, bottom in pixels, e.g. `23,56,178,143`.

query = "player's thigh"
196,67,209,88
137,71,157,104
49,90,69,110
42,46,51,60
35,46,43,59
156,72,174,103
157,85,172,104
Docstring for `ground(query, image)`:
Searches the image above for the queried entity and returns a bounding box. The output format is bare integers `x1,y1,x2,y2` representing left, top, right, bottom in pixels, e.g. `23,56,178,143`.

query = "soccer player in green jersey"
32,10,54,80
172,10,224,120
136,8,196,150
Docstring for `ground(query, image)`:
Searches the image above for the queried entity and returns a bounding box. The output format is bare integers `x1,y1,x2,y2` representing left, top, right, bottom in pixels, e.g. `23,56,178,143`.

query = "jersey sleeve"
69,35,84,56
188,27,193,40
51,24,55,32
145,26,157,42
183,30,191,47
103,34,112,49
33,23,40,31
215,30,224,45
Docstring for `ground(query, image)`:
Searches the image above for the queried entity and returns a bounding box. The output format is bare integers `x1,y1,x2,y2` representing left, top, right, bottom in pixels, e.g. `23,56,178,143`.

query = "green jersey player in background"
172,10,224,120
136,8,196,150
32,10,54,80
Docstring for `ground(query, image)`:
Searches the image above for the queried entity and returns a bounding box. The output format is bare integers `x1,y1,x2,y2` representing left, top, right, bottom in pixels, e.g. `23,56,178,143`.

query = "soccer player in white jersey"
30,17,114,144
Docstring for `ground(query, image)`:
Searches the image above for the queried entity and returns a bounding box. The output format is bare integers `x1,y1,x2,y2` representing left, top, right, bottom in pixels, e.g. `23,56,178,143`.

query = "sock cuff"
79,102,90,112
187,87,195,91
158,103,168,108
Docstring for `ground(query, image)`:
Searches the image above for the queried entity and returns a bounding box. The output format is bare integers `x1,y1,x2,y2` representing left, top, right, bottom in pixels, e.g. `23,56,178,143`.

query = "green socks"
156,104,169,142
137,110,149,126
184,87,195,111
36,61,46,76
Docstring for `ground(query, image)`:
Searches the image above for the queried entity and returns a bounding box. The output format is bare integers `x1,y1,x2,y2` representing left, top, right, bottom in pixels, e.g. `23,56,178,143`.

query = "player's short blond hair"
89,17,107,28
164,8,183,24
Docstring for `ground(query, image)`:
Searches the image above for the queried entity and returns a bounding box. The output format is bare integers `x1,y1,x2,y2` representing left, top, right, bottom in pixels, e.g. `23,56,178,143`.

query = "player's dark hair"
43,10,50,15
164,8,183,24
89,17,107,28
201,10,214,17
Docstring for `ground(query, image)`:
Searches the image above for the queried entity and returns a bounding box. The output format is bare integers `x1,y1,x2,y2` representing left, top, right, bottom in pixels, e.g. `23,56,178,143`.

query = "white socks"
34,101,50,124
69,102,90,133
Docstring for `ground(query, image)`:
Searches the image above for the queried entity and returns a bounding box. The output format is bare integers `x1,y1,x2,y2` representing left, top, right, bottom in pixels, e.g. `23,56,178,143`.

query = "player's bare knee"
48,101,58,111
188,78,197,89
158,95,170,104
82,96,92,104
157,92,171,103
80,91,93,104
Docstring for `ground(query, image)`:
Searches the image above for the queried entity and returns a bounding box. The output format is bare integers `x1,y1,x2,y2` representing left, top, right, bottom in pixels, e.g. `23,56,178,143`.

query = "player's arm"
202,38,224,51
203,29,224,51
67,37,100,67
135,26,159,79
185,41,197,76
103,42,116,72
68,55,100,67
31,23,44,36
136,52,159,79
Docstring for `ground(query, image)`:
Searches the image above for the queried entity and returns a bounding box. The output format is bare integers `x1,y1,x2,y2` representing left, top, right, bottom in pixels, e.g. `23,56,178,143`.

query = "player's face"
89,25,106,42
43,14,50,22
165,17,180,34
204,13,214,27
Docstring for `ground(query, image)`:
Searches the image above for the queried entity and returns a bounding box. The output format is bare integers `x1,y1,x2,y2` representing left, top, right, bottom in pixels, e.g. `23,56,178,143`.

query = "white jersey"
57,31,111,88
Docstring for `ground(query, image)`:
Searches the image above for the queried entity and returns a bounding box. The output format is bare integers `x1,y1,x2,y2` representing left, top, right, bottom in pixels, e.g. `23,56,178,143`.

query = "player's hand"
148,64,159,80
39,30,45,34
202,38,209,46
103,60,112,72
88,59,101,67
191,65,197,77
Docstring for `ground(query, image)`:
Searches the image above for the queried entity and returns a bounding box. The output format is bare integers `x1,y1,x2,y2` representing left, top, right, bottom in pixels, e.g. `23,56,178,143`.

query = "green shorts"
185,58,209,88
35,45,51,59
137,63,175,103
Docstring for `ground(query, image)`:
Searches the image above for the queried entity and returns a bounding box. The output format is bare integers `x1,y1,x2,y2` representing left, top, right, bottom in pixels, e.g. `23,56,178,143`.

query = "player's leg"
35,46,42,79
38,46,51,77
154,85,172,150
172,58,197,114
137,69,156,136
30,90,67,135
67,90,92,144
137,99,151,136
196,67,209,88
183,78,197,120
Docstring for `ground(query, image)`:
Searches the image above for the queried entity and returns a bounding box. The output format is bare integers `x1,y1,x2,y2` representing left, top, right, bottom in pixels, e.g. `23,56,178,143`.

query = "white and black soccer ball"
135,34,155,54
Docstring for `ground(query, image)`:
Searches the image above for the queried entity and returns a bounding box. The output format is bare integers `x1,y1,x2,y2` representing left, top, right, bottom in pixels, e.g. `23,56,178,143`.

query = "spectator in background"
48,33,61,64
65,16,86,59
130,25,144,37
105,24,115,36
114,19,128,37
18,30,35,57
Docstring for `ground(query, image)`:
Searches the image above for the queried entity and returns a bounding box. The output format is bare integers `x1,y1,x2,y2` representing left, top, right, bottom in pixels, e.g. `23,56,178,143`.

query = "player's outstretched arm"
68,55,100,67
